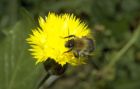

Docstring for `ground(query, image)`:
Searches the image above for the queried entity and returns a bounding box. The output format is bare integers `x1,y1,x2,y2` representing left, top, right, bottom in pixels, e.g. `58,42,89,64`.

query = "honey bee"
64,35,95,58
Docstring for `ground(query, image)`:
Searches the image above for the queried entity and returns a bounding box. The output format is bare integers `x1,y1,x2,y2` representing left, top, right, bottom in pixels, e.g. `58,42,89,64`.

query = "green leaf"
0,19,44,89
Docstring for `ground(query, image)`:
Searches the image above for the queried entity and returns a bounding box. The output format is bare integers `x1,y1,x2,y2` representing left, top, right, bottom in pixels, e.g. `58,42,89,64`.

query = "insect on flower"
27,12,95,66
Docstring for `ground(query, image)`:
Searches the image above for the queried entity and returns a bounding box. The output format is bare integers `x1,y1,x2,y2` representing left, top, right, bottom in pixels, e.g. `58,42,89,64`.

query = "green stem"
37,73,51,89
8,0,18,25
104,25,140,72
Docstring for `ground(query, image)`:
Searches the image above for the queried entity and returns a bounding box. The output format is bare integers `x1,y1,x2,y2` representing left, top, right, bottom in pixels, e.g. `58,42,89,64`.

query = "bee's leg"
64,48,73,53
78,50,85,57
73,51,80,58
73,53,79,58
79,50,90,57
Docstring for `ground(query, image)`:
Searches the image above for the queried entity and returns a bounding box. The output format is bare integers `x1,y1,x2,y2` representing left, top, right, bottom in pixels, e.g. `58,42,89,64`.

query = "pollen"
26,12,91,66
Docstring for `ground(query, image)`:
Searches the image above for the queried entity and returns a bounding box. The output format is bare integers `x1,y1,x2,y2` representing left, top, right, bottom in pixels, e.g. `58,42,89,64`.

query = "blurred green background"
0,0,140,89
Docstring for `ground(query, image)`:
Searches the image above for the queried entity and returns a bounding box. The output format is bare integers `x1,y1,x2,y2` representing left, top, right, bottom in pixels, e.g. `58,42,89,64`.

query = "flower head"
27,12,92,66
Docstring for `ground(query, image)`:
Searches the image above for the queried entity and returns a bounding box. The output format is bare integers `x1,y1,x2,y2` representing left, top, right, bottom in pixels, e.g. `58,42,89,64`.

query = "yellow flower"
27,12,92,66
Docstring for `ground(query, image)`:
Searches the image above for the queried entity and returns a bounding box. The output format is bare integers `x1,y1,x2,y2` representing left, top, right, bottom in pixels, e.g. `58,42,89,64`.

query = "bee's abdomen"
86,38,95,52
74,37,95,58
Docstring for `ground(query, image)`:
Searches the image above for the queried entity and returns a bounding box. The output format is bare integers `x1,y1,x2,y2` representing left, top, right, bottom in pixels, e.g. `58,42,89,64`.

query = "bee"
64,35,95,58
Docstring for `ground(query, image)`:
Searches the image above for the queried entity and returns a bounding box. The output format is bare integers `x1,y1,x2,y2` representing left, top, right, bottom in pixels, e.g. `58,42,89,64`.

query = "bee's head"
65,39,75,49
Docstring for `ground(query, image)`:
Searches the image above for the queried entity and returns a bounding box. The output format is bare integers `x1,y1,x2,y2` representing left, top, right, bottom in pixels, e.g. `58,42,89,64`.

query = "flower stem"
37,73,51,89
104,25,140,73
